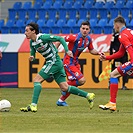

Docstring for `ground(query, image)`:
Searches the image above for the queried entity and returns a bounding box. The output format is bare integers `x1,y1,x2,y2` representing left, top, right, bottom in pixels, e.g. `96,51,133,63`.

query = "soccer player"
20,22,95,112
99,16,133,111
0,51,2,59
56,21,101,106
109,31,129,90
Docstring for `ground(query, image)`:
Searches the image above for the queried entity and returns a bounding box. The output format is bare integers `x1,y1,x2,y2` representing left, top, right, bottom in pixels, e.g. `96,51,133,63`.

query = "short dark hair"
27,22,39,34
80,21,90,27
114,16,126,25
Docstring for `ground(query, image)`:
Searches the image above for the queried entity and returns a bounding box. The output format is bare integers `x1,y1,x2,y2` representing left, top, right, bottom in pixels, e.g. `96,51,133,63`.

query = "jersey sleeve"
30,41,36,58
41,34,69,52
88,41,94,50
64,35,76,42
106,44,126,60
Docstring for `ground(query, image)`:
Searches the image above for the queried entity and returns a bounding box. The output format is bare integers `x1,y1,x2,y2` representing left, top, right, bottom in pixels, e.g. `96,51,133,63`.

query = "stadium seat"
58,9,67,20
16,19,25,27
89,9,98,19
43,1,52,9
67,9,77,20
72,26,80,34
78,9,88,19
98,19,108,27
126,1,133,9
73,1,83,9
89,19,97,27
37,19,45,27
83,1,94,9
37,9,47,20
27,9,37,20
46,19,55,27
39,26,50,34
47,9,57,20
17,9,27,20
77,19,85,26
98,8,108,19
1,26,10,34
67,19,76,27
8,9,17,20
23,1,32,9
61,27,71,34
33,1,43,9
104,1,115,9
104,26,113,34
53,1,63,9
93,2,105,9
108,19,114,26
92,26,103,34
120,8,130,19
109,8,119,19
10,26,19,34
25,19,35,25
0,19,5,28
51,27,61,34
63,1,73,9
12,2,22,9
130,19,133,26
6,20,15,27
115,1,125,9
57,19,66,27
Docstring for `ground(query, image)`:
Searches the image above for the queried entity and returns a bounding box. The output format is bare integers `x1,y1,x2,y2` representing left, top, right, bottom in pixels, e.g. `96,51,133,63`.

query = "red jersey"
63,32,94,65
106,27,133,63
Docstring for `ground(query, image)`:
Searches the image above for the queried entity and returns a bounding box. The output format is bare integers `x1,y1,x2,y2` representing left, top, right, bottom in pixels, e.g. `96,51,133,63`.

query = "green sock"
68,86,88,98
32,82,42,104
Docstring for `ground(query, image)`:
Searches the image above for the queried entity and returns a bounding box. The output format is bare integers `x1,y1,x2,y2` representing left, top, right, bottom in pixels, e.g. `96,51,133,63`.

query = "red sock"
110,83,118,103
60,80,77,101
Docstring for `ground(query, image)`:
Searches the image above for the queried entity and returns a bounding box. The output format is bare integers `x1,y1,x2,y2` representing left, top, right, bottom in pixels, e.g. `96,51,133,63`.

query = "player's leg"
55,69,95,109
56,64,85,106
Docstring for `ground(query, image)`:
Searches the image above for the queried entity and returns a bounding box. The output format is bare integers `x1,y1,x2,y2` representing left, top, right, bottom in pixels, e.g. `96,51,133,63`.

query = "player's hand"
100,53,106,61
29,56,34,61
0,51,2,60
66,50,73,58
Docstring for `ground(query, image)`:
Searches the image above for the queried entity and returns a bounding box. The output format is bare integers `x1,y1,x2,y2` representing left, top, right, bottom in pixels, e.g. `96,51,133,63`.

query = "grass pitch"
0,88,132,133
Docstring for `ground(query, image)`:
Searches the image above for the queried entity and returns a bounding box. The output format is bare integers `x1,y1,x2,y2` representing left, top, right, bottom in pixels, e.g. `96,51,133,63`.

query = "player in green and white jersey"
20,22,95,112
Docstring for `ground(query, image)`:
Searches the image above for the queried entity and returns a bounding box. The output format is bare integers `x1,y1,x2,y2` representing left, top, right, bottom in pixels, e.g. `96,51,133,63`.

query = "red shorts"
117,61,133,77
64,63,83,81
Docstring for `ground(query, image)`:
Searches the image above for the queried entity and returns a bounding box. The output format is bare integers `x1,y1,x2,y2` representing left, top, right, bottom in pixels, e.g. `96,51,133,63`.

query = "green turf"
0,88,132,133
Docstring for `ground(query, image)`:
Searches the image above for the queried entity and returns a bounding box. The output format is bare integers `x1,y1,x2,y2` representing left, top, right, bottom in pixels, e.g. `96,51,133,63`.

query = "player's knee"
59,82,68,91
78,78,86,85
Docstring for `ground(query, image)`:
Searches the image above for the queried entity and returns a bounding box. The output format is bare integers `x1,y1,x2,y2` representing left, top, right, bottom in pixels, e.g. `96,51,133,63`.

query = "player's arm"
0,51,2,60
41,34,73,57
29,41,36,61
100,45,125,61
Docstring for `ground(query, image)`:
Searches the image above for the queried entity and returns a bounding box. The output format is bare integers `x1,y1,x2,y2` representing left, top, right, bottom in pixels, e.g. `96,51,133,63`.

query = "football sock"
32,82,42,104
68,86,88,98
109,78,118,103
59,92,70,101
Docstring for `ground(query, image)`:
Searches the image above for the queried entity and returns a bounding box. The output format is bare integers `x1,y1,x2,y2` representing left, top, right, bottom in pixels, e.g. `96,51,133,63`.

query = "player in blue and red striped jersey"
56,21,101,106
99,16,133,111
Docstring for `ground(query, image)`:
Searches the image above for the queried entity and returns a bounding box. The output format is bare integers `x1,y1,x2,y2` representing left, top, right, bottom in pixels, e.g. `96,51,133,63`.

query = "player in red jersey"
56,21,101,106
99,16,133,111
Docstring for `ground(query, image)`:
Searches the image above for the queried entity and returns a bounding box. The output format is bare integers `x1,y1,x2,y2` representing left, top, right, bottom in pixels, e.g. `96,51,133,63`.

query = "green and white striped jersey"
30,34,68,62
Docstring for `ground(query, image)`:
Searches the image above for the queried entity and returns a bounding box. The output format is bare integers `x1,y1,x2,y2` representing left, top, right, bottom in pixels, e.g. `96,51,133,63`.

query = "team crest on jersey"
86,40,89,45
75,72,79,76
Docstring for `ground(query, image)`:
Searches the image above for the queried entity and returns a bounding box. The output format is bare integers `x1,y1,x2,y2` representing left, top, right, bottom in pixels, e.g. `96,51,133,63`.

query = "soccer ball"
0,99,11,112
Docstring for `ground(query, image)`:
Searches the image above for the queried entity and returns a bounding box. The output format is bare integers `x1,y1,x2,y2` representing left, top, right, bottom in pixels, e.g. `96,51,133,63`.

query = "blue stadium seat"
37,9,47,20
126,1,133,9
77,19,85,26
93,2,105,9
89,19,97,27
73,1,83,9
78,9,88,19
67,9,77,20
58,9,67,20
63,1,73,9
120,8,130,19
104,1,115,9
1,26,10,34
0,19,4,28
67,19,76,27
27,9,37,20
115,1,125,9
8,9,17,20
12,2,22,9
39,26,50,34
33,1,43,9
53,1,63,9
98,19,108,27
130,19,133,26
6,20,15,27
46,19,55,27
16,19,25,27
23,2,32,9
109,8,119,19
83,1,94,9
37,19,45,27
89,9,98,19
17,9,27,20
125,18,130,26
61,27,71,34
108,19,114,26
57,19,66,27
92,26,103,34
10,26,19,34
72,26,80,34
51,27,61,34
47,9,57,20
98,8,108,19
43,1,52,9
25,19,35,25
104,26,113,34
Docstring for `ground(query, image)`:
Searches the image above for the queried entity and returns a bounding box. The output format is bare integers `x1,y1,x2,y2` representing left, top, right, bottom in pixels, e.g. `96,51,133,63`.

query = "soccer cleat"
99,102,116,111
56,101,68,106
20,104,37,112
86,93,95,109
